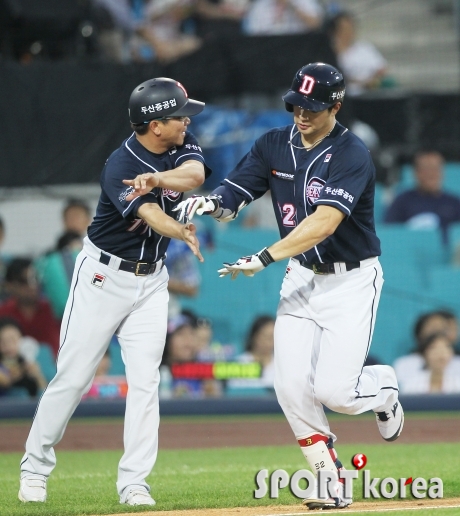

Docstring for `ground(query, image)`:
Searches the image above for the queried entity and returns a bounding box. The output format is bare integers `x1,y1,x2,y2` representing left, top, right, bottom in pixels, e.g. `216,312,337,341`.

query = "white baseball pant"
274,257,399,442
20,238,169,497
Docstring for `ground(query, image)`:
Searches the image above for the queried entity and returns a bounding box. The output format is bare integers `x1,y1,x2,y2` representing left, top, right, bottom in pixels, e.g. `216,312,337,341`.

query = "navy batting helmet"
129,77,205,124
282,62,345,113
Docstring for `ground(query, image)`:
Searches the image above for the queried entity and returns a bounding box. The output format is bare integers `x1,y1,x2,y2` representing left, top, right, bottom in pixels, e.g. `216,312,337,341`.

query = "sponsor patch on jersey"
91,273,106,288
162,189,181,201
271,170,294,181
324,153,332,162
306,177,326,205
169,146,177,155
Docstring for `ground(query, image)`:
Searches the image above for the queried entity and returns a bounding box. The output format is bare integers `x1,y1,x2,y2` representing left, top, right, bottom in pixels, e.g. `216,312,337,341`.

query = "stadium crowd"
1,145,460,401
0,0,394,100
0,0,458,400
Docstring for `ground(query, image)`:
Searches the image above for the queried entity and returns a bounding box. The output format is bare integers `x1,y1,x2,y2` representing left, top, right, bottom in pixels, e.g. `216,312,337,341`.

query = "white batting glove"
218,248,275,280
173,195,219,222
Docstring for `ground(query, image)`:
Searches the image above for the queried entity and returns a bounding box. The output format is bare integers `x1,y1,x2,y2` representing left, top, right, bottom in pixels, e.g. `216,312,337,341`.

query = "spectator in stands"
394,310,460,384
384,150,460,243
36,231,83,319
327,11,390,97
194,0,249,39
160,314,223,398
398,332,460,394
62,198,92,238
165,238,201,318
34,200,89,319
0,259,60,357
143,0,203,63
92,0,182,63
0,216,12,302
95,348,112,377
227,315,275,393
0,318,47,398
181,309,236,361
243,0,323,35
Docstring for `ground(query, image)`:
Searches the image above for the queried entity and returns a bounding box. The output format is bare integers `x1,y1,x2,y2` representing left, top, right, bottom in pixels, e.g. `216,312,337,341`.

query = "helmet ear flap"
285,102,294,113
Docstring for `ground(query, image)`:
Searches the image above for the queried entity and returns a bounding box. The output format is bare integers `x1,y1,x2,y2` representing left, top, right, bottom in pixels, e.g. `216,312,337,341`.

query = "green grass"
1,442,459,515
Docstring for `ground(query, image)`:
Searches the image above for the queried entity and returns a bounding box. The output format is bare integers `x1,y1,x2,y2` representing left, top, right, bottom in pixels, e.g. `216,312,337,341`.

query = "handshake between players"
123,173,273,279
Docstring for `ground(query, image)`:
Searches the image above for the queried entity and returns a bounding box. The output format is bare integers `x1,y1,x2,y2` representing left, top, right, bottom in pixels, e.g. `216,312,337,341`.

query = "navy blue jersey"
214,122,381,264
88,132,210,262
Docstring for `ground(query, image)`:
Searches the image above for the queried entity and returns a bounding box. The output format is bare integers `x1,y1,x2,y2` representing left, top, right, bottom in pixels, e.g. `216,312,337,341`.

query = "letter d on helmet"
282,62,345,113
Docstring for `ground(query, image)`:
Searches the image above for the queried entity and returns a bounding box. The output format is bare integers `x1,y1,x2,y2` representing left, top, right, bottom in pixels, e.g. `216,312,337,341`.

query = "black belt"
299,260,360,275
99,252,163,276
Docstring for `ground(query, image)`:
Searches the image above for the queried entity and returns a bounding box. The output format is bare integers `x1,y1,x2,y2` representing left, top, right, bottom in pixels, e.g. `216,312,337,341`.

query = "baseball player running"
19,78,210,506
171,62,403,509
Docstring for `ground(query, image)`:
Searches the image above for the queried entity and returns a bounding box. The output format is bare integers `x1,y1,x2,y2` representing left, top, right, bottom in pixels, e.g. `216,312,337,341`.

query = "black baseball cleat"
375,400,404,441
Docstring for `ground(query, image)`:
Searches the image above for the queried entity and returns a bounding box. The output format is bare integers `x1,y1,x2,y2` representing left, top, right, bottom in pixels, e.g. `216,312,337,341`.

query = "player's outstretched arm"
123,161,206,200
267,205,345,261
137,203,203,262
218,206,345,279
174,185,247,223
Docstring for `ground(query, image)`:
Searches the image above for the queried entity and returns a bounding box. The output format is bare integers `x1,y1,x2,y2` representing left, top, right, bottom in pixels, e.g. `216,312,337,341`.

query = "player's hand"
123,173,160,201
173,195,218,222
181,222,204,262
218,248,275,280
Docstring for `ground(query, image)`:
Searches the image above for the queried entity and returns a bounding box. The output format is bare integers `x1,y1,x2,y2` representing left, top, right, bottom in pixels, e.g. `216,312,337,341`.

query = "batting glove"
173,195,219,222
218,248,275,280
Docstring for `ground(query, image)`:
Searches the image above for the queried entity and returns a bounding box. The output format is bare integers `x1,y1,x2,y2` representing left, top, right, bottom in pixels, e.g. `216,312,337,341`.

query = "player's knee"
274,378,302,412
315,382,356,415
52,369,93,393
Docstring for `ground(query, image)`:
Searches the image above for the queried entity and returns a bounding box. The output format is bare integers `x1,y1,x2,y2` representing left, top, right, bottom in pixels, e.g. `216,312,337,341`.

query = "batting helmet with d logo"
282,62,345,113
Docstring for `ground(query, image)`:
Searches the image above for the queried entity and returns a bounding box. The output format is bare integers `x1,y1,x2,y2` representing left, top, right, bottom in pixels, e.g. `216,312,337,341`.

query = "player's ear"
331,102,342,115
149,120,162,136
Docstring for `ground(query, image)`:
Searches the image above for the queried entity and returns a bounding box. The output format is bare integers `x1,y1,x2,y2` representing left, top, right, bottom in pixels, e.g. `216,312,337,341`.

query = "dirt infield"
97,498,460,516
1,414,459,453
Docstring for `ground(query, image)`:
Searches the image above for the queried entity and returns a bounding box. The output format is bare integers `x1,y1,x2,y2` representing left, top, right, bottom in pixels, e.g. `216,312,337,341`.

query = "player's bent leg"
297,433,352,509
314,364,403,441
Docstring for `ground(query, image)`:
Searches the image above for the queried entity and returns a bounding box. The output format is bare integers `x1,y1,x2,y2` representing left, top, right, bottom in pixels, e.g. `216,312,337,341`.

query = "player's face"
293,104,339,144
159,116,191,147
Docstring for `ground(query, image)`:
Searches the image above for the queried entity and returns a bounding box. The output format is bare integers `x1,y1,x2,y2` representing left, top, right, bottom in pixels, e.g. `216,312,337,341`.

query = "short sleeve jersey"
88,132,210,262
219,122,381,264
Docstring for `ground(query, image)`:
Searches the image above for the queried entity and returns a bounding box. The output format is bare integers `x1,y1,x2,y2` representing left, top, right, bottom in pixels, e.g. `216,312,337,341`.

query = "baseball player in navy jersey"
171,62,403,509
19,77,210,507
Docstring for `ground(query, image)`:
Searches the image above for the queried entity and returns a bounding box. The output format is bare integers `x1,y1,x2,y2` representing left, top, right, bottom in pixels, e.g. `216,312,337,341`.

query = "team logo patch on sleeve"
162,189,182,201
306,177,326,205
91,273,106,288
324,153,332,162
